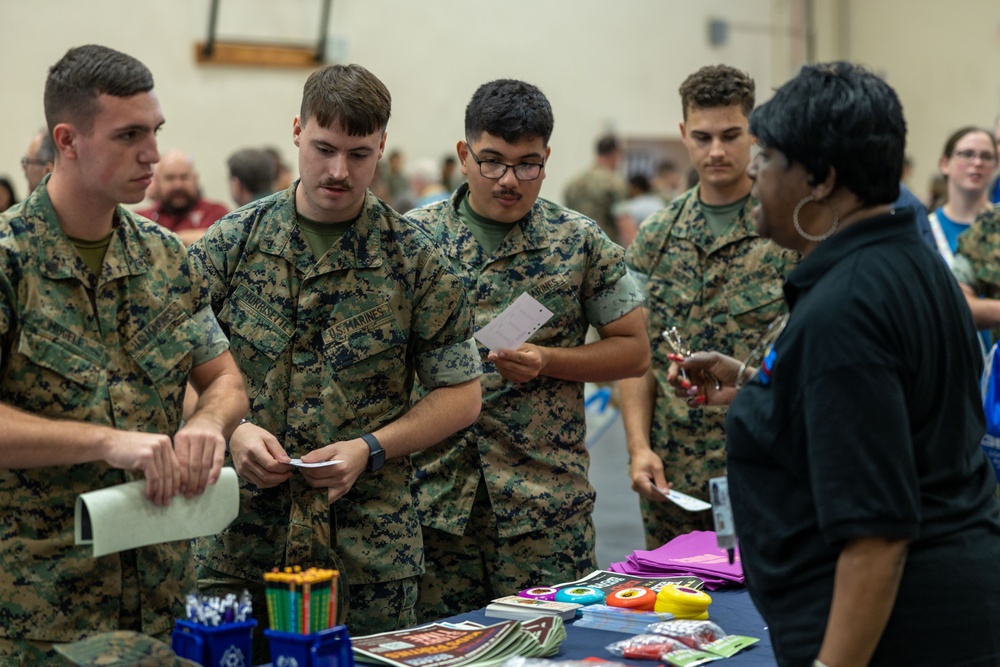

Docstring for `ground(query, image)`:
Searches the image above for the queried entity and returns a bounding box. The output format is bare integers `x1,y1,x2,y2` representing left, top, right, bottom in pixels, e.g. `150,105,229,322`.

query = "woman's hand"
667,351,742,407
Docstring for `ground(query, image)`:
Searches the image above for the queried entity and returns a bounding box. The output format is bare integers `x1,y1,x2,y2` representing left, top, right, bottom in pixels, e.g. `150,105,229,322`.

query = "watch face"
362,434,385,472
369,449,385,472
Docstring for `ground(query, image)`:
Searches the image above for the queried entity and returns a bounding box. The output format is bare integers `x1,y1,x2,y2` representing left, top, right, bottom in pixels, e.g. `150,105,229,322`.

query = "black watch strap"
361,433,385,472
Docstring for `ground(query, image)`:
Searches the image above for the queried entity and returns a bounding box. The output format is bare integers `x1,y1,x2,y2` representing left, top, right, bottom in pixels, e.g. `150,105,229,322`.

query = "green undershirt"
699,194,750,237
297,212,357,260
459,192,516,255
68,231,113,279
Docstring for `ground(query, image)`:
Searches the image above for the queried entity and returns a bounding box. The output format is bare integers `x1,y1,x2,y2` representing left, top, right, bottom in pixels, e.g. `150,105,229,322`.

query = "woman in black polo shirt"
672,62,1000,666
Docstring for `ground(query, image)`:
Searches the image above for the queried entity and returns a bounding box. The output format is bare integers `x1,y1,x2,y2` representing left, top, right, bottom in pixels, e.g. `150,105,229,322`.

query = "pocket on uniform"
324,304,407,423
125,301,199,386
725,266,786,330
219,285,292,397
16,322,102,389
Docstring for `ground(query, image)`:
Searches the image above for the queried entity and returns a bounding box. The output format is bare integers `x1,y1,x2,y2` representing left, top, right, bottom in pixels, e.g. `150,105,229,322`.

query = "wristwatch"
360,433,385,472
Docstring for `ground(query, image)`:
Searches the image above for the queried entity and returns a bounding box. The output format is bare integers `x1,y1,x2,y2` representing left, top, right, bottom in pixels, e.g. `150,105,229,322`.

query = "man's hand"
629,447,670,502
228,422,293,488
488,344,546,383
174,415,226,498
101,430,181,506
299,438,370,504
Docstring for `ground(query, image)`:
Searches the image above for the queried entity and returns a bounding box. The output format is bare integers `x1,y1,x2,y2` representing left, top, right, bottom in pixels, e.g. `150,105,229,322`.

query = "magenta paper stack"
608,530,744,590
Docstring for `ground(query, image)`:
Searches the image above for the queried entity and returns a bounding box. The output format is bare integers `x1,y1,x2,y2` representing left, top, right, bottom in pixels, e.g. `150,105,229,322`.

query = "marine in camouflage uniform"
564,164,629,245
0,44,246,667
625,188,796,547
410,184,645,620
191,185,481,636
953,203,1000,342
0,185,230,662
408,79,648,622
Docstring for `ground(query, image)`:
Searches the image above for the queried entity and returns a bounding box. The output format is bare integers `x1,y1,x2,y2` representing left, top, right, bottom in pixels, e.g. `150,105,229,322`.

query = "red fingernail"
667,353,683,362
680,380,691,389
693,396,706,405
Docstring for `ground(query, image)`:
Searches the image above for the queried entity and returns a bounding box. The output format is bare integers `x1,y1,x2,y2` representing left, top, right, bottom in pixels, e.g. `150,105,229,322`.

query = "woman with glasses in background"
670,62,1000,666
927,126,998,265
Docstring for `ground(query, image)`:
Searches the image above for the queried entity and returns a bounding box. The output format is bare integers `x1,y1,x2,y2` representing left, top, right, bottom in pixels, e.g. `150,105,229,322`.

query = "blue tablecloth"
442,588,775,665
258,588,776,666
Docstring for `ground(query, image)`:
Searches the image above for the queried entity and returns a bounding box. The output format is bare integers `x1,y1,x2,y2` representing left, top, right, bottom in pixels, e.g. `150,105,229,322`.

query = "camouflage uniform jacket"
954,204,1000,342
0,184,214,642
563,166,629,244
625,187,796,495
190,185,480,586
408,184,644,539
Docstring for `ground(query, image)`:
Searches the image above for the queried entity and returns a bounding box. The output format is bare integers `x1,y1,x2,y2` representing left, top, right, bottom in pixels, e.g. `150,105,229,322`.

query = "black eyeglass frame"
465,142,545,181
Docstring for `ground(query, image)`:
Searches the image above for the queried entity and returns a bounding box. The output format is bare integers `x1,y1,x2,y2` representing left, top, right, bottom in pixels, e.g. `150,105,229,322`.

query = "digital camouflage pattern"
954,203,1000,342
190,185,480,632
563,166,629,245
0,184,217,643
407,185,642,603
416,482,596,622
626,188,797,548
54,631,198,667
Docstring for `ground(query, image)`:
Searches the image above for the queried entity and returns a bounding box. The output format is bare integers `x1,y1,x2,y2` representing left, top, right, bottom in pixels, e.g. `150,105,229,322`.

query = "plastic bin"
171,619,256,666
264,625,354,667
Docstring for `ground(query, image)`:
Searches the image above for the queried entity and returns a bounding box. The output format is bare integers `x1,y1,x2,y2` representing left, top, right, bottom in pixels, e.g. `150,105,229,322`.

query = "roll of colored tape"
605,587,656,611
654,584,712,618
518,587,558,601
554,586,605,606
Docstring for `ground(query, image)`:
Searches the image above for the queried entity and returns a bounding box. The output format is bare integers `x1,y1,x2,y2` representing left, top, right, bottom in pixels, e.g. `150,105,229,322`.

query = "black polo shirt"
726,208,1000,665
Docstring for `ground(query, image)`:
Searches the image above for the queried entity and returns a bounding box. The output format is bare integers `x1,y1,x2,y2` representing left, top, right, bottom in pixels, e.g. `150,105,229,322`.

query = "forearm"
817,537,908,666
960,283,1000,329
0,402,111,468
541,307,649,382
620,369,656,457
373,378,481,458
186,352,249,439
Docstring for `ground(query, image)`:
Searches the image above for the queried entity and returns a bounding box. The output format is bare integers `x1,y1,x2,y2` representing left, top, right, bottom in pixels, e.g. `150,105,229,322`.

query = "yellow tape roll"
654,584,712,619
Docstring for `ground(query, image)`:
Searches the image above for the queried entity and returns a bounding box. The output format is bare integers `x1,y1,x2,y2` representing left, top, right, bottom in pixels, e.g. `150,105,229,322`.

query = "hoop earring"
793,195,839,242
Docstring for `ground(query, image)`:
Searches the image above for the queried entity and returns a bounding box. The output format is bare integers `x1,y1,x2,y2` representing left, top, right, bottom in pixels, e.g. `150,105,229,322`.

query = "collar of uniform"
260,185,384,276
27,181,149,284
784,206,916,307
444,183,552,259
667,188,759,254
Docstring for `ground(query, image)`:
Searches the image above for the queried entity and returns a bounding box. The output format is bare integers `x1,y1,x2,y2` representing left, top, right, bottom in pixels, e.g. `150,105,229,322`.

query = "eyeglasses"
952,149,997,164
465,143,544,181
20,156,50,170
736,313,790,389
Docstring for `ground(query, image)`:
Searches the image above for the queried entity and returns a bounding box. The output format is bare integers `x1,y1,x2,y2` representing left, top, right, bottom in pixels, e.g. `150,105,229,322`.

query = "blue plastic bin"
171,619,256,666
264,626,354,667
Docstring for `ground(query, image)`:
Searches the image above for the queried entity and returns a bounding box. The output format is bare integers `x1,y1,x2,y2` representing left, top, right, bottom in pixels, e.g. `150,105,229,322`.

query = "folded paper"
75,467,239,557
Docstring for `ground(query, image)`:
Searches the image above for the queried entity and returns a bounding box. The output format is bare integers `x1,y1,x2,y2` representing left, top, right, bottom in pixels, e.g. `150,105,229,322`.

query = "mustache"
494,189,520,199
319,178,352,191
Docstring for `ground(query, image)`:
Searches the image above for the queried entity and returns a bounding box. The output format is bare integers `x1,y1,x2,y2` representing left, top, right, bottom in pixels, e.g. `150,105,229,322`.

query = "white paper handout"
656,486,713,512
75,467,239,558
289,458,343,468
474,292,554,353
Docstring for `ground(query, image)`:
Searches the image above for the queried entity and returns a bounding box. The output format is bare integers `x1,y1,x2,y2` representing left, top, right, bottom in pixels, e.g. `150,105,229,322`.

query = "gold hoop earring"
793,195,839,242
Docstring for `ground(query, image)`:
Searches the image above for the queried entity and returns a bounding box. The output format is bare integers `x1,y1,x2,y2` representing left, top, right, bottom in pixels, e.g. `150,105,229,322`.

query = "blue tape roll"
554,586,605,606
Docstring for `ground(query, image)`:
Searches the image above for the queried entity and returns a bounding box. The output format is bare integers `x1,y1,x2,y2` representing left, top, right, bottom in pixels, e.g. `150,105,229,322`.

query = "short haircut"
941,126,997,159
465,79,554,145
44,45,154,136
596,135,618,155
300,64,390,135
228,148,278,196
34,129,55,164
679,65,755,120
749,61,906,207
